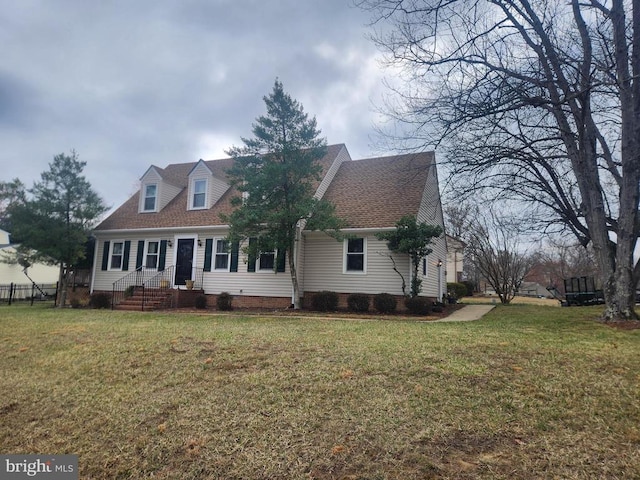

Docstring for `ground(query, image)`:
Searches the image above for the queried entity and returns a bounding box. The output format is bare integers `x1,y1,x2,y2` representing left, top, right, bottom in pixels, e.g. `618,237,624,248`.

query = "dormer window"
143,184,157,212
191,179,207,209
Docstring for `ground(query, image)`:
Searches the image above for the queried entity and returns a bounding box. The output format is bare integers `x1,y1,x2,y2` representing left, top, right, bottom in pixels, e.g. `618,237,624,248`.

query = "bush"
432,302,444,313
347,293,370,313
373,293,397,313
311,291,339,312
124,285,135,298
216,292,233,311
195,294,207,310
447,282,467,300
89,292,111,309
404,296,432,315
462,280,476,296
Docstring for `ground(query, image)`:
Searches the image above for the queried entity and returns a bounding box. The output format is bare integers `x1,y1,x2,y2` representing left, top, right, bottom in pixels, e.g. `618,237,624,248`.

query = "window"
422,257,428,277
110,242,124,270
145,241,159,269
143,184,157,211
345,238,365,272
214,239,229,270
259,251,275,271
192,179,207,209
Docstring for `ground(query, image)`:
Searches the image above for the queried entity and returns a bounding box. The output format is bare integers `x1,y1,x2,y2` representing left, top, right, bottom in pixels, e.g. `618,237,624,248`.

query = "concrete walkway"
431,304,496,323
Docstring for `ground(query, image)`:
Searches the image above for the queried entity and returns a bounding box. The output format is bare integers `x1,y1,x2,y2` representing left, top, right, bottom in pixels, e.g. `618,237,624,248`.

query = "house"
90,144,447,309
445,235,465,284
0,229,59,290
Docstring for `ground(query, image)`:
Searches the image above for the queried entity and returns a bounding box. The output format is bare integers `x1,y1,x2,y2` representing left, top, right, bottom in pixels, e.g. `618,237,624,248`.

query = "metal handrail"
140,266,175,311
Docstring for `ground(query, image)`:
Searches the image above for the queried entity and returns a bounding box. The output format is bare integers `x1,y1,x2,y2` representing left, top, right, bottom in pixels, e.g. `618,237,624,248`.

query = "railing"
140,266,175,311
111,266,176,310
112,265,206,310
0,282,58,305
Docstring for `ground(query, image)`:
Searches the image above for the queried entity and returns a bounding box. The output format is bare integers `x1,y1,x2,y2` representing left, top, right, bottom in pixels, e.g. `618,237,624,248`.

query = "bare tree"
467,211,534,304
358,0,640,321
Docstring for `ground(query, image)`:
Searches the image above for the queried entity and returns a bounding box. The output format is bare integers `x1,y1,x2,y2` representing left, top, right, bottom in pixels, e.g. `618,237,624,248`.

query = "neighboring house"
445,235,465,284
0,229,59,285
91,144,447,308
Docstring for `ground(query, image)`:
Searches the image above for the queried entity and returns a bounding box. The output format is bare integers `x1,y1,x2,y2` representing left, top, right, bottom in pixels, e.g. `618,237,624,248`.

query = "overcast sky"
0,0,396,213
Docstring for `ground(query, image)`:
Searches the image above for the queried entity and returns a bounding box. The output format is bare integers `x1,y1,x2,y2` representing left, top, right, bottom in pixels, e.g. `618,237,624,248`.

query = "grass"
0,304,638,479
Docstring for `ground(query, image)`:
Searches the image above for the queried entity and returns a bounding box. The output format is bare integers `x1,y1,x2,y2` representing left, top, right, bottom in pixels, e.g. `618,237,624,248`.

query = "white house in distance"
0,229,59,285
446,235,465,284
90,144,447,309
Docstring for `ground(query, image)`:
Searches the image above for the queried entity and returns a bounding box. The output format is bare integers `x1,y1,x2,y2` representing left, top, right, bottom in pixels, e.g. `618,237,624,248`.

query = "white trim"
108,240,126,271
171,235,198,285
143,239,161,270
343,237,367,274
140,183,158,213
189,178,208,210
212,237,231,272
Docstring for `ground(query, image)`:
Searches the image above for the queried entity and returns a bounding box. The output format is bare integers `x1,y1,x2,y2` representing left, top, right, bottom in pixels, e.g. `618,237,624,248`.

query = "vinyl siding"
92,232,174,291
416,159,447,298
159,182,182,210
302,232,409,295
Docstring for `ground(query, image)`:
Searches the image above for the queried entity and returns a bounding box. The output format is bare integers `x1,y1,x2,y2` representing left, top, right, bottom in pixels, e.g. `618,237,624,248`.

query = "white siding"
210,176,230,206
302,232,409,295
416,159,447,299
159,182,182,210
92,232,174,291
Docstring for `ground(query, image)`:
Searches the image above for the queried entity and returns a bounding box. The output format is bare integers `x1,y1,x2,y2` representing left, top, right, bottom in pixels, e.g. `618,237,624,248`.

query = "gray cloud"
0,0,389,212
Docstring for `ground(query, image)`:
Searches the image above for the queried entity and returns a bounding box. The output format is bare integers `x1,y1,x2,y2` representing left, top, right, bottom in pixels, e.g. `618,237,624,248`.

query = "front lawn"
0,305,638,479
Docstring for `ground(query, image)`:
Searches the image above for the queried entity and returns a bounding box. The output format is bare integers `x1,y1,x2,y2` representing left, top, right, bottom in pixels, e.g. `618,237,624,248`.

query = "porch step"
115,288,173,311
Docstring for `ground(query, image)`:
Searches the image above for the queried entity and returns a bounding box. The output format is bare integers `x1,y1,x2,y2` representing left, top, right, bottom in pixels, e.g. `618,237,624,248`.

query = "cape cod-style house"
90,144,447,309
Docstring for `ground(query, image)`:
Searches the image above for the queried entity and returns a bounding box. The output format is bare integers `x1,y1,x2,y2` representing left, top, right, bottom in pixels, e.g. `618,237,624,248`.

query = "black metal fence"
0,282,58,305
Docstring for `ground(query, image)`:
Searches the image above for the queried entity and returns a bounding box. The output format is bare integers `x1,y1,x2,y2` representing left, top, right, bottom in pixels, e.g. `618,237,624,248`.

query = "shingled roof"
95,144,346,231
322,152,435,229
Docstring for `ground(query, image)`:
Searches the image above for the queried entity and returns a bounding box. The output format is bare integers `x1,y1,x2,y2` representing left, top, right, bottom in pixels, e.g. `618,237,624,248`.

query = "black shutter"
247,237,257,272
276,249,286,272
101,241,110,271
203,239,213,272
122,241,131,271
136,240,145,270
158,240,167,271
230,241,239,272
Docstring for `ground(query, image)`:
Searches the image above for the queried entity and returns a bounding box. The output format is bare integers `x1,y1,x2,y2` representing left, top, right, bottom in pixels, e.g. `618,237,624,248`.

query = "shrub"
462,280,476,296
195,294,207,310
432,303,444,313
311,291,339,312
347,293,370,313
89,292,111,309
404,296,431,315
216,292,233,311
373,293,397,313
124,285,135,298
447,282,467,300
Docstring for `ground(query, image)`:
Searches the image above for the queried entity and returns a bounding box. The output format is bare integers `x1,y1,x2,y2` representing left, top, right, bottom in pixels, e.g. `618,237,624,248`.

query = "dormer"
139,166,181,213
187,160,229,210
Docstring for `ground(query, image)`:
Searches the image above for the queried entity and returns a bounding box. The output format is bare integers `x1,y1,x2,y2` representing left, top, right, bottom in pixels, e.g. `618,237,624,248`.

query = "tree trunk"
57,263,67,308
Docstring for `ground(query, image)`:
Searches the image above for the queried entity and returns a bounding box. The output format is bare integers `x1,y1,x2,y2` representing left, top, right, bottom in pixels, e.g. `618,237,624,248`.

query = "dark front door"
175,238,194,286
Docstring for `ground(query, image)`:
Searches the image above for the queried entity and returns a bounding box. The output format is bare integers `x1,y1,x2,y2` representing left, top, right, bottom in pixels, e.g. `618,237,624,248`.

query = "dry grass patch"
0,304,638,479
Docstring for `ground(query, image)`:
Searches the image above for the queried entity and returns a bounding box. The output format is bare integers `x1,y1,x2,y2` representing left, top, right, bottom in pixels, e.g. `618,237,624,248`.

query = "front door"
174,238,194,286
